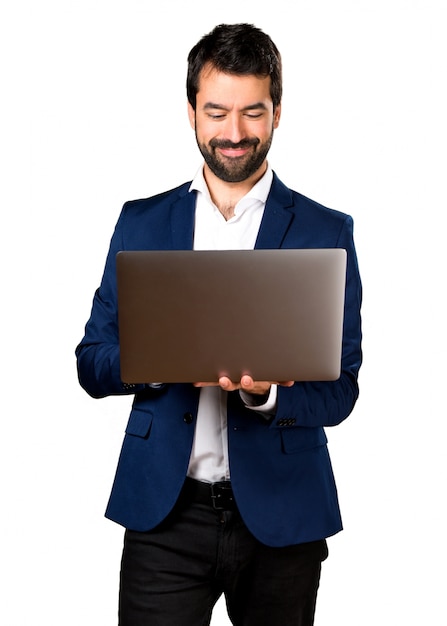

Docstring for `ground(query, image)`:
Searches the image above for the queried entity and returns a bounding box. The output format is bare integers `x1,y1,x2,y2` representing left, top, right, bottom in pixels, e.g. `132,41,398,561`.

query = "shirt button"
183,412,194,424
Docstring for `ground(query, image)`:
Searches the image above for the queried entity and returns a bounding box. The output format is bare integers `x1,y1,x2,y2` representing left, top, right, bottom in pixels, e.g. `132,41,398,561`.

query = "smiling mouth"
210,138,259,159
218,146,252,158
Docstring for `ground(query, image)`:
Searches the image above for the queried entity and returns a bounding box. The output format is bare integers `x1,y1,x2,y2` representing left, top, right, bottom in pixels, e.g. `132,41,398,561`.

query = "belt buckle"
210,482,233,510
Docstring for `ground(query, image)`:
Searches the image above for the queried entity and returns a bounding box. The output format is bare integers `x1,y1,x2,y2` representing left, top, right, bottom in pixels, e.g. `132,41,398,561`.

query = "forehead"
196,65,273,108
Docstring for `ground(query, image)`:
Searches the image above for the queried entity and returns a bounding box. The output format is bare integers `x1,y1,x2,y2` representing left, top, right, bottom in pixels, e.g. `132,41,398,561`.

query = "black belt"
183,477,237,511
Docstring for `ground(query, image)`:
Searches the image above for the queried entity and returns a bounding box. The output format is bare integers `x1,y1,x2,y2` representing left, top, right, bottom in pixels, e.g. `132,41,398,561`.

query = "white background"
1,1,446,624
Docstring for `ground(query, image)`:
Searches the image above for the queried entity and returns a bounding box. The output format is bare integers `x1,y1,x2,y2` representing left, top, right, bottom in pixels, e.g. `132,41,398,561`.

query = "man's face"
188,65,281,183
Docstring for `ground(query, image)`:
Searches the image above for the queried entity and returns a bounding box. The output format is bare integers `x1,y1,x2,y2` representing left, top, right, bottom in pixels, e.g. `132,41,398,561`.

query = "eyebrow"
203,102,268,112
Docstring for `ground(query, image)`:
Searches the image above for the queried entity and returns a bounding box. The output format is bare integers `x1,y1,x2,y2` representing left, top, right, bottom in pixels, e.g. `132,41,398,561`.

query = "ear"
273,103,282,129
187,102,196,130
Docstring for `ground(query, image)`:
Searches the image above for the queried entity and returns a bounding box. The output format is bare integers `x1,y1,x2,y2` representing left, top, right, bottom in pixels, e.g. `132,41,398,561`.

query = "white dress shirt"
186,165,277,483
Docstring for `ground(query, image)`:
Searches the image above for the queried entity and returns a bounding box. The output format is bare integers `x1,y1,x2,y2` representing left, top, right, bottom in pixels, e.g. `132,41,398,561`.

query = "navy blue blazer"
76,172,362,547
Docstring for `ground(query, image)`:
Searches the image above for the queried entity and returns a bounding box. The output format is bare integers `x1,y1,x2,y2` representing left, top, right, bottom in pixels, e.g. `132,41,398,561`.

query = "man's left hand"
194,375,294,395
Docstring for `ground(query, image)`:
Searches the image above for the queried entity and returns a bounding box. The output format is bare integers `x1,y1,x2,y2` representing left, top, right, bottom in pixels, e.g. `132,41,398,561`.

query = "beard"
195,129,274,183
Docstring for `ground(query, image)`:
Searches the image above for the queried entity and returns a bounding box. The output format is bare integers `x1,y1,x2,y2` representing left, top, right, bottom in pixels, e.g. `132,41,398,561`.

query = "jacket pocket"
280,427,327,454
125,407,154,439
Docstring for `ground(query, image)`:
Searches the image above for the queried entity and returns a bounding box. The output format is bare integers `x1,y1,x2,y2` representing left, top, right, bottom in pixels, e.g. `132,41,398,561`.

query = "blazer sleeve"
274,214,362,428
75,206,145,399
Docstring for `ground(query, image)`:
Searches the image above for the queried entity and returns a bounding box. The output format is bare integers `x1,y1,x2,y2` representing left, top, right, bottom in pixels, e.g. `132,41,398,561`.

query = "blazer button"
183,412,194,424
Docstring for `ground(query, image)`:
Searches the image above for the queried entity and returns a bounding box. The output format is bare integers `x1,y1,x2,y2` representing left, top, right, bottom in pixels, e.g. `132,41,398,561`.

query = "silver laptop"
116,249,347,383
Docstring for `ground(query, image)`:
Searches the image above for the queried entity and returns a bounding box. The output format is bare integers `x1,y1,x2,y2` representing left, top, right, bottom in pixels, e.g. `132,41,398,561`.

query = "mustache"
209,137,260,150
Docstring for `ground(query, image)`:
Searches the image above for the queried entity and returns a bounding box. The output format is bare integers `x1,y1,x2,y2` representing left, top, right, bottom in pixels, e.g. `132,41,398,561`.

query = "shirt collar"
189,163,273,207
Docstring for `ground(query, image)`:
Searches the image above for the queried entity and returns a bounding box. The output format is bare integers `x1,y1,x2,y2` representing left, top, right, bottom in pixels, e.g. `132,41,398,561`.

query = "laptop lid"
116,249,347,383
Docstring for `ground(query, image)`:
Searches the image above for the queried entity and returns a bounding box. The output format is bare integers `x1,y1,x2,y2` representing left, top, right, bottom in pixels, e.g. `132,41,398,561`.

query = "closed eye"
244,112,264,119
203,101,268,121
206,112,226,120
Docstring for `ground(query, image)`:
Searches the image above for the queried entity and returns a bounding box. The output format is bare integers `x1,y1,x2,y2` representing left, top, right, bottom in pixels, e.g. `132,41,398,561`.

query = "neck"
203,162,267,221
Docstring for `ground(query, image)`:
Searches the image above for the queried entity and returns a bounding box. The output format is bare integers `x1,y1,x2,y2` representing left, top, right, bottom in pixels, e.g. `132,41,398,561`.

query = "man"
76,23,362,625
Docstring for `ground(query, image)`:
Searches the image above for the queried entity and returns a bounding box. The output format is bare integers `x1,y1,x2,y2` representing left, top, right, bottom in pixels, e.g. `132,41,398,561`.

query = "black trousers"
119,479,328,626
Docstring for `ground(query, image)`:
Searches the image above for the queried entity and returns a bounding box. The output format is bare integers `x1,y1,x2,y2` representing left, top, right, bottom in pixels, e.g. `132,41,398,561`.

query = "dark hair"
187,23,282,110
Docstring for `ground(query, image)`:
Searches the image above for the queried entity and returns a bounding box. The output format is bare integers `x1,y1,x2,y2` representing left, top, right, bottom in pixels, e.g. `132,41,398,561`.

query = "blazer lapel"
169,186,196,250
255,172,295,249
167,173,295,251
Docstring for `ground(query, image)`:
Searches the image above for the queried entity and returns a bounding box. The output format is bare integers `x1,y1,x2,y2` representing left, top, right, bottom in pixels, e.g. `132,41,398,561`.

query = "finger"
240,375,254,389
219,376,239,391
193,382,220,387
241,377,272,396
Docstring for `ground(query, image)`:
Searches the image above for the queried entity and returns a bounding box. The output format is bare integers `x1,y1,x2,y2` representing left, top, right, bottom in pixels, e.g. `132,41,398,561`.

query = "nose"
223,113,246,144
